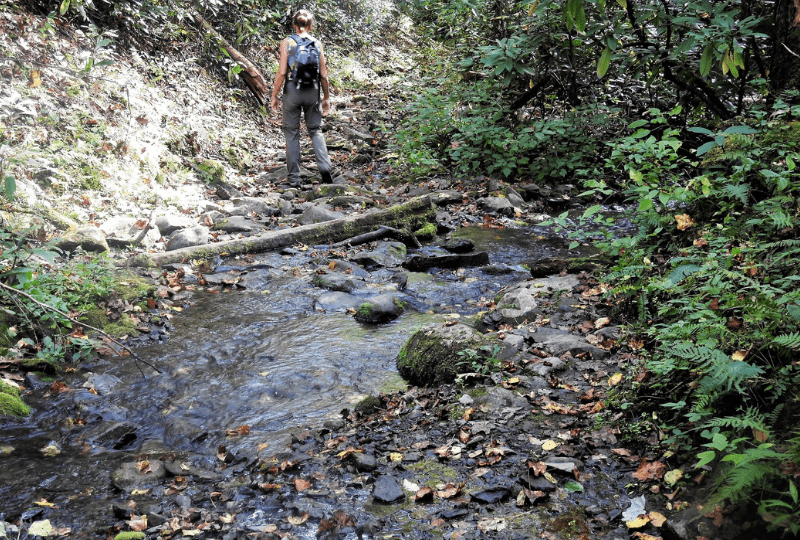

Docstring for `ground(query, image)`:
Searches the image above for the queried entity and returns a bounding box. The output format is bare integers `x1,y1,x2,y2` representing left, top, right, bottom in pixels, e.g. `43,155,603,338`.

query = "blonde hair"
293,9,314,30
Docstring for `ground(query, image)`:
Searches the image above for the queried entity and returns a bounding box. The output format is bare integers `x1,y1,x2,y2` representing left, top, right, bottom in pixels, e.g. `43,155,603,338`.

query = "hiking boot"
320,170,333,184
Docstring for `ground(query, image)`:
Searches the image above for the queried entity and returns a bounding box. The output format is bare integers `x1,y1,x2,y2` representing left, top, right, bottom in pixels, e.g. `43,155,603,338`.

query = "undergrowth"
572,95,800,533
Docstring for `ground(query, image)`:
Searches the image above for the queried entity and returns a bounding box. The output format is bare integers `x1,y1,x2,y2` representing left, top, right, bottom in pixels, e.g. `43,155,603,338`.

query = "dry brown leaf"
527,460,547,476
632,459,667,481
294,478,311,491
414,486,435,502
127,515,148,531
648,511,667,527
436,483,462,499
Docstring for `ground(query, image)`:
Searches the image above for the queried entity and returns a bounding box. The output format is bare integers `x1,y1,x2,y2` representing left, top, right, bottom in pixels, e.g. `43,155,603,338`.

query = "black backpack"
288,34,320,89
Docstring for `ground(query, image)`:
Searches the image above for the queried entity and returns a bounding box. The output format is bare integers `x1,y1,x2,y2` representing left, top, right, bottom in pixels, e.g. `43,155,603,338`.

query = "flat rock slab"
403,251,490,272
112,460,167,490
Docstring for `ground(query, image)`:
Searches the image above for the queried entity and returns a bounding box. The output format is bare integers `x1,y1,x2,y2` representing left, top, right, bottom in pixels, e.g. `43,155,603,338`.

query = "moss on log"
126,196,435,268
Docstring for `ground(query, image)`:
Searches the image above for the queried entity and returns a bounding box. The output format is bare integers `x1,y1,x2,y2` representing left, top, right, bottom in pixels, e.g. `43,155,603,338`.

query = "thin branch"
783,42,800,58
0,281,161,375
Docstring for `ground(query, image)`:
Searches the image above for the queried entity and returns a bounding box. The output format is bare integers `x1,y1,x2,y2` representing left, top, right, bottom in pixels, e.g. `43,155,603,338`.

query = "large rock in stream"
397,323,495,386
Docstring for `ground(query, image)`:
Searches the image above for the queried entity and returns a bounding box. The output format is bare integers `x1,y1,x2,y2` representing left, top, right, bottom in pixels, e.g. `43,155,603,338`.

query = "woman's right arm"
271,39,289,114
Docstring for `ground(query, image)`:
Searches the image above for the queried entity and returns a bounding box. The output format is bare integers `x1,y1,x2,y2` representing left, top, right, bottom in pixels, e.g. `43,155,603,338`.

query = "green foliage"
457,343,501,376
583,98,800,531
0,229,118,366
392,72,614,180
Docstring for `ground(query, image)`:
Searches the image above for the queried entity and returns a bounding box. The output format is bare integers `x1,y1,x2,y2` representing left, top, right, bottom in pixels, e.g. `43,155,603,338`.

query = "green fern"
774,333,800,351
713,444,783,503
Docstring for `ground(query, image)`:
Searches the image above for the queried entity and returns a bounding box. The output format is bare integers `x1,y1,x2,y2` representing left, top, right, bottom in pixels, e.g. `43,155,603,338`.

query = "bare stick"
0,281,162,375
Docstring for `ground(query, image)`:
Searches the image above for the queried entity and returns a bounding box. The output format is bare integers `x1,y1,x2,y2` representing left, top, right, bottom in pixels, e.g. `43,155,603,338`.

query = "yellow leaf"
675,214,694,231
626,516,650,528
664,469,683,485
731,349,748,361
34,498,55,507
390,452,404,462
30,70,42,88
543,471,558,483
608,372,623,386
541,440,559,451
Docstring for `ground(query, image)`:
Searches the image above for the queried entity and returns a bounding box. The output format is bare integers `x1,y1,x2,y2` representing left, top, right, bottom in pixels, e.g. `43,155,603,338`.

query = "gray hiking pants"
282,83,331,184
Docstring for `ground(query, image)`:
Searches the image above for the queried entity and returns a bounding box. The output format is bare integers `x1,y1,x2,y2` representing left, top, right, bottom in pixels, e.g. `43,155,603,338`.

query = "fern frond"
774,333,800,351
659,264,705,289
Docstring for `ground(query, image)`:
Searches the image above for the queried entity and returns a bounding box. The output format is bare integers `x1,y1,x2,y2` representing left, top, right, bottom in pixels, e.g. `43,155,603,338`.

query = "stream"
0,212,628,534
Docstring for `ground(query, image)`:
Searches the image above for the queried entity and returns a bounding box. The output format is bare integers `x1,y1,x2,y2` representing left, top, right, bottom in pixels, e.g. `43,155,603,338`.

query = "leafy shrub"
581,97,800,531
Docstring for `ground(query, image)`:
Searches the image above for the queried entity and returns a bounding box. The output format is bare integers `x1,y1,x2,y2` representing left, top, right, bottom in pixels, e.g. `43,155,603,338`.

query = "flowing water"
0,215,630,531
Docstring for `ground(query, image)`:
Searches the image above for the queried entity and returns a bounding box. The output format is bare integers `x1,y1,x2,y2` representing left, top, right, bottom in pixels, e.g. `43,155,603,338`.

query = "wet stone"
441,237,475,253
349,452,378,472
471,485,509,504
372,475,405,503
111,460,167,490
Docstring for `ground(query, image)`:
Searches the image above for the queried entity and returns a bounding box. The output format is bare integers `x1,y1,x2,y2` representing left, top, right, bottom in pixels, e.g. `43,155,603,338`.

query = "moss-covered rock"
413,222,437,240
195,158,225,183
0,380,30,417
355,394,382,413
397,323,487,386
114,532,146,540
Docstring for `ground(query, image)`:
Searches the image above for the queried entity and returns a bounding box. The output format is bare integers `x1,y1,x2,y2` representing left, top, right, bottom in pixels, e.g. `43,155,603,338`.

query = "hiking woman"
270,9,333,186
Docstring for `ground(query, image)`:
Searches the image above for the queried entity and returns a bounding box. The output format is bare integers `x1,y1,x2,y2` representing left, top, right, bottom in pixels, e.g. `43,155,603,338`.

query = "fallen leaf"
675,214,694,231
731,349,748,361
294,478,311,491
626,516,650,528
664,469,683,485
632,459,667,481
753,428,769,443
633,533,663,540
527,460,547,476
127,515,148,531
390,452,404,462
462,407,475,420
34,498,56,507
287,512,309,525
516,489,547,506
28,521,53,537
608,372,623,386
29,70,42,87
594,317,611,329
436,483,462,499
541,440,560,451
611,448,632,457
258,483,282,491
648,511,667,527
414,486,434,502
219,514,235,524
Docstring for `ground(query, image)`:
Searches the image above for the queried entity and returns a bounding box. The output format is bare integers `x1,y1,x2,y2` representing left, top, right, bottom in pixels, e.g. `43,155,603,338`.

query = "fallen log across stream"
125,195,435,268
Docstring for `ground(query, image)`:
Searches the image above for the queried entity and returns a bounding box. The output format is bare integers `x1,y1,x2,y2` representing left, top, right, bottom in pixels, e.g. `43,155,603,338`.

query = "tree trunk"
191,10,270,106
125,196,435,268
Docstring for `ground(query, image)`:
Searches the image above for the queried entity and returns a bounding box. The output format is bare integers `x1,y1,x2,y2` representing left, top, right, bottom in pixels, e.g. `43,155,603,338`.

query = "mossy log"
126,195,435,268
